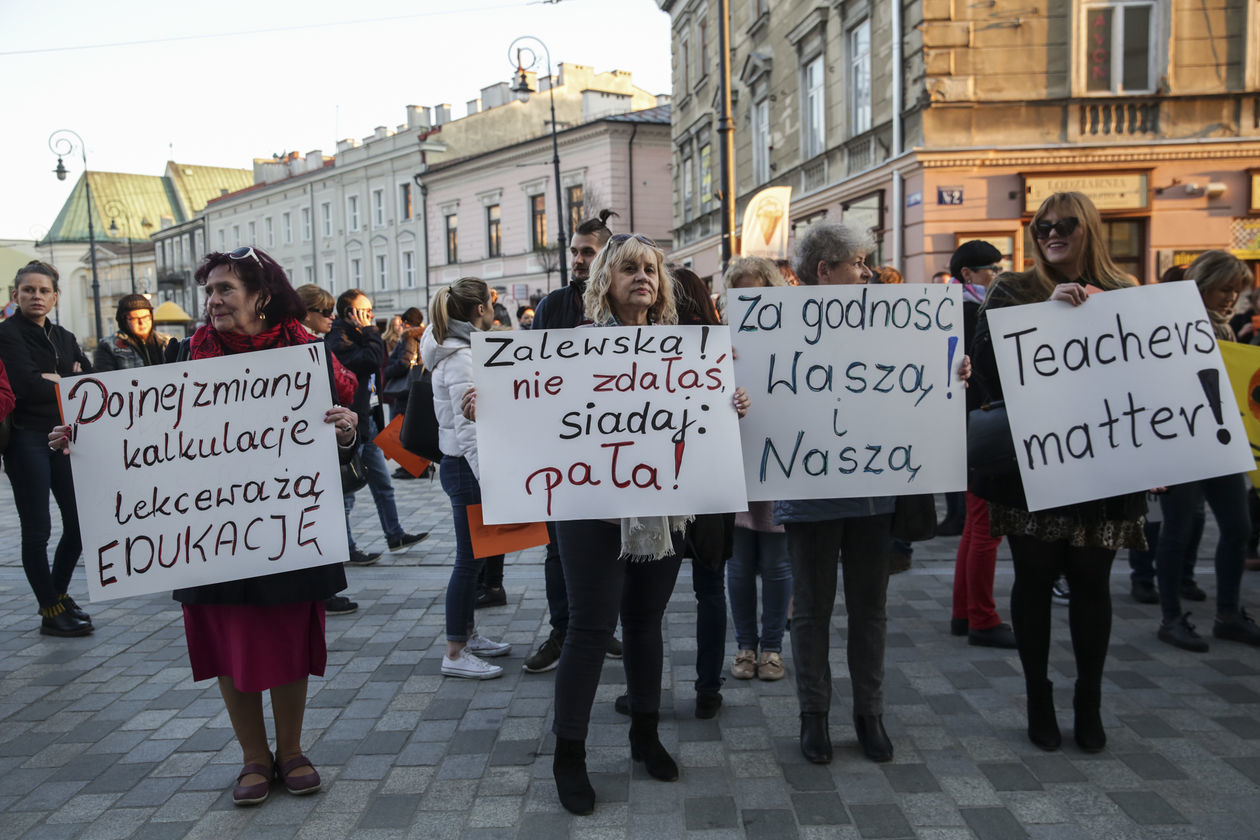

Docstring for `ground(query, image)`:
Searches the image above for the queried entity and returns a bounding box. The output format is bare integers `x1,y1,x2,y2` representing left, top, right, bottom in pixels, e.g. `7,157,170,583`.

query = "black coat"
532,280,588,331
0,311,91,432
325,318,385,430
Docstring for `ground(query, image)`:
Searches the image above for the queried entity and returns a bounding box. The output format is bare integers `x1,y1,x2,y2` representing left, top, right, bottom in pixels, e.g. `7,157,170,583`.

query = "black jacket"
325,318,384,430
531,280,588,331
0,312,91,432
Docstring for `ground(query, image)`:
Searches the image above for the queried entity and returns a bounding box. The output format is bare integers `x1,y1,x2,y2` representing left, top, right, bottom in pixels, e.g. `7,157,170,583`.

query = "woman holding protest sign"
0,260,93,637
971,191,1145,754
420,276,513,681
547,234,751,815
1152,250,1260,652
52,247,360,804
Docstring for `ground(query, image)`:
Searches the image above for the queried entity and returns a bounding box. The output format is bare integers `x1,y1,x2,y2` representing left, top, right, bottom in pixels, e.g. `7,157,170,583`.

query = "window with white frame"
350,257,362,287
699,142,713,212
445,214,458,263
372,189,385,227
850,20,871,135
301,207,311,241
303,265,313,284
264,217,274,247
487,204,502,258
402,250,416,289
529,194,547,250
217,229,226,251
682,155,695,221
324,261,335,292
1082,1,1157,94
321,202,332,237
375,254,388,290
282,212,292,244
399,184,413,221
232,225,241,248
680,25,691,91
347,195,360,231
803,55,826,158
752,98,770,184
247,221,256,245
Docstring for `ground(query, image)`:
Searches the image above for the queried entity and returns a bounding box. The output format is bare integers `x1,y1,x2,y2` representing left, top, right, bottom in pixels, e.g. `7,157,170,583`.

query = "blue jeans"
343,417,403,549
726,527,792,652
439,455,501,642
692,559,726,694
1156,475,1250,621
4,427,82,610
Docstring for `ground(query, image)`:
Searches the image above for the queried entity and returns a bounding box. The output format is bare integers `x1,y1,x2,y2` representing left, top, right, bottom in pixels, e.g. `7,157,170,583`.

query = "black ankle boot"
1073,682,1106,753
628,711,679,781
799,712,832,764
553,737,595,815
1026,679,1061,751
853,714,893,763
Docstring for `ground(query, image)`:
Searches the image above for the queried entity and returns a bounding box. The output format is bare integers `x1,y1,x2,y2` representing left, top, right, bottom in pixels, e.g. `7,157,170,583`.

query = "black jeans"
784,515,892,717
552,519,682,740
1155,476,1250,620
543,522,568,633
691,558,726,695
5,427,82,610
1008,535,1115,692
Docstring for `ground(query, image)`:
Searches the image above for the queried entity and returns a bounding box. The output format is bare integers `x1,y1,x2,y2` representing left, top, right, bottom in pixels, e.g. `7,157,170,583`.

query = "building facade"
659,0,1260,287
185,64,663,320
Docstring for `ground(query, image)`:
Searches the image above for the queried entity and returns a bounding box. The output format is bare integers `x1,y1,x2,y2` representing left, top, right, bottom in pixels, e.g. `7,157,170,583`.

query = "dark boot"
1073,682,1106,753
853,714,893,763
799,713,832,764
1026,679,1061,751
553,737,595,815
628,712,678,781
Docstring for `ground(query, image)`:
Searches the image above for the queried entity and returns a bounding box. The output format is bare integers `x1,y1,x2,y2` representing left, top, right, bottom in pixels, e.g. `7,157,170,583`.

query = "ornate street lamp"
104,200,152,295
509,36,568,288
49,129,104,340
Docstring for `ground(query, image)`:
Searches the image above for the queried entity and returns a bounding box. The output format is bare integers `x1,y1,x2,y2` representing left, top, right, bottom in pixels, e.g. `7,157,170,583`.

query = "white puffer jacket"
419,321,481,479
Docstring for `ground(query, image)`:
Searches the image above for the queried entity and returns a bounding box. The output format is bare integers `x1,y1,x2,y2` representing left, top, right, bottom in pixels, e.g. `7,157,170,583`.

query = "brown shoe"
731,649,757,679
757,651,785,681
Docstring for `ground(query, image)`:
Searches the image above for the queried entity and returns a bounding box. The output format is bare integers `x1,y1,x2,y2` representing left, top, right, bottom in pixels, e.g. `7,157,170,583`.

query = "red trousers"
951,491,1005,630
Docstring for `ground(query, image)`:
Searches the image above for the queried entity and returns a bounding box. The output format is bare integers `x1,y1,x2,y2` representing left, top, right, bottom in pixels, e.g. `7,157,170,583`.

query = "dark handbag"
967,399,1018,477
340,448,369,494
891,494,937,542
400,370,444,462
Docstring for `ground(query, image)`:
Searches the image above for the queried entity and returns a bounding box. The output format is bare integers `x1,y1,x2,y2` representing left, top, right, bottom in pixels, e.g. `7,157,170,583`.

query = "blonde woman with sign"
971,192,1145,754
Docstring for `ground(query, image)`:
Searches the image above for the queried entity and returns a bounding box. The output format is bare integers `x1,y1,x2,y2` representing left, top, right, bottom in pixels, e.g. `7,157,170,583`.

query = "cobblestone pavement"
0,470,1258,839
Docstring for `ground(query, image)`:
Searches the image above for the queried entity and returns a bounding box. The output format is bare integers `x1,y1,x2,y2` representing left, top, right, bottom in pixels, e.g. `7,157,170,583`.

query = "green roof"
43,162,252,245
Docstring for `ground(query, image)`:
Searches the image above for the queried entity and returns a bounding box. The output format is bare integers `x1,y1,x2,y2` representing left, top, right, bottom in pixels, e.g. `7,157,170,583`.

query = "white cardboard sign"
985,282,1254,511
59,343,350,602
471,325,747,523
730,284,967,500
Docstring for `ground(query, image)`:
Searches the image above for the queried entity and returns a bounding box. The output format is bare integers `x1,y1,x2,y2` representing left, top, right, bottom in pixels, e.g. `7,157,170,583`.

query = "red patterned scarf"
189,319,357,406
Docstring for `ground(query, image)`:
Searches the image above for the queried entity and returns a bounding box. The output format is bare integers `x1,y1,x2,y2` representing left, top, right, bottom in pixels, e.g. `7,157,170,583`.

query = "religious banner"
739,186,793,259
985,282,1253,511
471,325,746,523
731,284,967,501
59,343,349,602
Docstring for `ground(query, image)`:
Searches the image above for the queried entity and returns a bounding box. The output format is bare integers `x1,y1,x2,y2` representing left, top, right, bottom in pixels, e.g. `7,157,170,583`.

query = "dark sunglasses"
228,246,262,266
308,307,334,318
1031,217,1080,239
609,233,657,247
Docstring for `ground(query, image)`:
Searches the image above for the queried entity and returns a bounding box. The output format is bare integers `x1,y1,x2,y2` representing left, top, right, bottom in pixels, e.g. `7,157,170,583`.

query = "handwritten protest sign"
59,343,349,602
1212,341,1260,486
471,325,746,523
731,284,966,501
986,282,1253,511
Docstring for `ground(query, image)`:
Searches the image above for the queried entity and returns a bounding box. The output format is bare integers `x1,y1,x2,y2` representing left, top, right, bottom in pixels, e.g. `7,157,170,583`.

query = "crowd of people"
2,189,1259,815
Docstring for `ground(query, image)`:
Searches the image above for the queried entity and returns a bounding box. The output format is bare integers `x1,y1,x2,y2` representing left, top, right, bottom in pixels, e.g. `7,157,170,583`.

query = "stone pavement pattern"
0,473,1258,839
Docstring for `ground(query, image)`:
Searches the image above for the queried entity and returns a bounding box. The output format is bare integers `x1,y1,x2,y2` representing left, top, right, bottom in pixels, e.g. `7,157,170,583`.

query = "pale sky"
0,0,674,241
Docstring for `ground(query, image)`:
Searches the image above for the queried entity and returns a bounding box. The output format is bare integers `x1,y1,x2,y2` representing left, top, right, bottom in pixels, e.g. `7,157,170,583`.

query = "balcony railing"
1078,100,1159,137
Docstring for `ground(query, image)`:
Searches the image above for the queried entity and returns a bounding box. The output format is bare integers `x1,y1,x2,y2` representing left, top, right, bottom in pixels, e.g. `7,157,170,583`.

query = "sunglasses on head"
609,233,657,247
1031,217,1081,239
227,246,262,266
308,307,334,318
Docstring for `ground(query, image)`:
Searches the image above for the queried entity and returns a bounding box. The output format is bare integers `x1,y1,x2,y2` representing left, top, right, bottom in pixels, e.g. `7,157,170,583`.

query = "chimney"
481,82,510,109
466,98,481,116
434,104,451,125
307,150,323,172
373,126,389,140
406,105,431,129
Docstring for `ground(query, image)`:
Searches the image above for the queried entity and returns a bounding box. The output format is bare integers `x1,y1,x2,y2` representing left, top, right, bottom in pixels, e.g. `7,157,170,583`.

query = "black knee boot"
1026,679,1061,750
553,737,595,815
628,712,679,781
1073,681,1106,753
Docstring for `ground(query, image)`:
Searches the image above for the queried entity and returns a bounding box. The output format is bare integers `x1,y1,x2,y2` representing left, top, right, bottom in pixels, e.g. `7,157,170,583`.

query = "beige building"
659,0,1260,287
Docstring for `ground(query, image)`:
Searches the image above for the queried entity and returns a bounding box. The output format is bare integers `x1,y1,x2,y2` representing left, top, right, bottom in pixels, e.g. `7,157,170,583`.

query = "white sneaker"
441,651,503,680
465,631,511,658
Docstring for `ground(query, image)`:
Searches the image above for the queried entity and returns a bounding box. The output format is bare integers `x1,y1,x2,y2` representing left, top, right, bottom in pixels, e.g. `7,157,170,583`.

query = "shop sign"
1024,173,1148,213
1250,171,1260,214
1232,217,1260,260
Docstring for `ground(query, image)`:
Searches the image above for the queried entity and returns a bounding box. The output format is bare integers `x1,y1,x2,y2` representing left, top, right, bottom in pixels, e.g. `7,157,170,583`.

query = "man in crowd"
327,289,429,564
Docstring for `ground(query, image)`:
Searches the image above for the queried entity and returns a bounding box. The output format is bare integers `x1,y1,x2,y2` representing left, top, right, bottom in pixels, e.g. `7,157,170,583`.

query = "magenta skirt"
182,601,327,692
